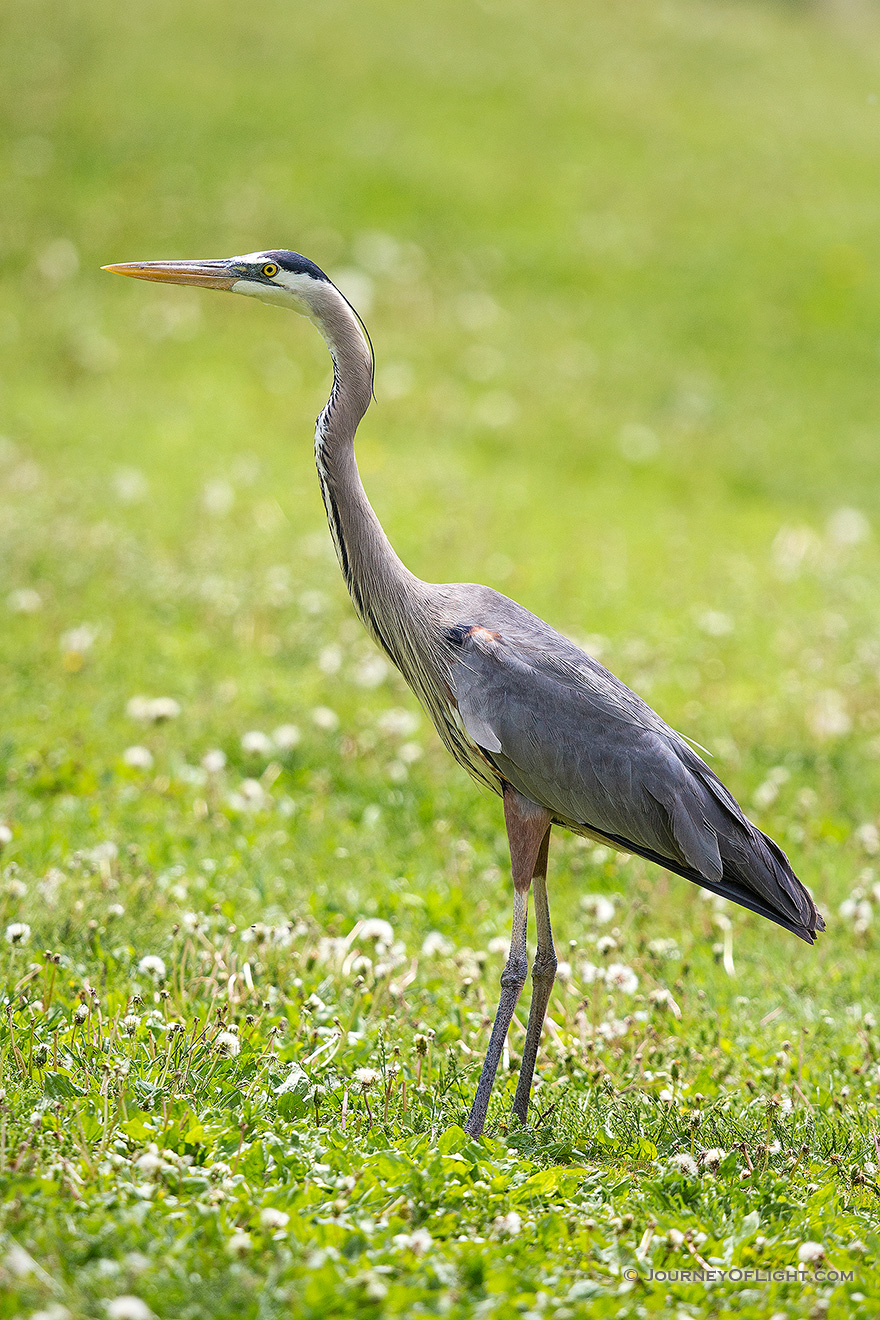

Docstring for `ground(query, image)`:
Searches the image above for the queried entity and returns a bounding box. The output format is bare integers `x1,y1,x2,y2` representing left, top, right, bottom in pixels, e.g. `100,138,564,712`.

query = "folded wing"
448,623,824,943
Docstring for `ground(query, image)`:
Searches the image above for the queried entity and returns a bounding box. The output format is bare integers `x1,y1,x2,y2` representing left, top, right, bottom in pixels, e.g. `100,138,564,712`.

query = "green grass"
2,0,880,1314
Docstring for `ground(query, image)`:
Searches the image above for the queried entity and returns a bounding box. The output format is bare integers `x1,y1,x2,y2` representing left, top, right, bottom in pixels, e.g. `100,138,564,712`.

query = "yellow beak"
102,259,238,290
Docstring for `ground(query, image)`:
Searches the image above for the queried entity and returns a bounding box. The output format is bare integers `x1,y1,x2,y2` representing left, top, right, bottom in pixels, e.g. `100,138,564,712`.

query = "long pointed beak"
101,259,238,290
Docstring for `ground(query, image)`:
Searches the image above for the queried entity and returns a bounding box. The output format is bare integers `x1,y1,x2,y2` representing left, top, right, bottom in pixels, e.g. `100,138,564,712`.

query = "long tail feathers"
580,814,824,944
669,742,825,942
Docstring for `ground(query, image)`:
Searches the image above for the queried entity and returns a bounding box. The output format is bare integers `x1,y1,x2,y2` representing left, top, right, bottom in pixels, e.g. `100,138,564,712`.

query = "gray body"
360,577,820,942
105,248,825,1138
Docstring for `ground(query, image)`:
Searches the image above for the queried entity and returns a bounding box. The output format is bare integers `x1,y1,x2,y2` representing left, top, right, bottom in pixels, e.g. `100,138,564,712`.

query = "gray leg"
464,789,551,1139
511,841,556,1126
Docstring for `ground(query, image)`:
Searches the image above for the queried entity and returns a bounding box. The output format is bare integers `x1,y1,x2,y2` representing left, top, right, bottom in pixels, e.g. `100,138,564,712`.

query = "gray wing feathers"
454,659,503,752
450,624,822,941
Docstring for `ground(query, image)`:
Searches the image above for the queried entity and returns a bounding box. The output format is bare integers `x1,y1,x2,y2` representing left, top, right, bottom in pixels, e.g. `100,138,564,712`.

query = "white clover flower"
753,778,780,810
670,1153,698,1176
123,746,154,770
580,894,615,924
215,1031,241,1058
354,1067,381,1088
827,506,870,545
315,935,347,964
134,1150,162,1174
60,624,97,654
421,932,453,957
808,690,851,740
359,918,394,945
597,1017,629,1040
137,955,166,979
647,937,680,958
226,1232,252,1255
126,696,181,723
353,655,388,688
487,936,509,955
658,1088,675,1103
241,730,272,755
0,824,12,848
201,749,226,773
106,1298,152,1320
149,698,180,723
120,1015,140,1037
73,1004,89,1023
855,824,880,855
493,1211,522,1236
312,705,339,731
772,524,821,576
231,778,268,811
376,708,420,737
648,987,681,1018
317,643,343,673
797,1241,825,1264
392,1228,432,1254
697,610,733,637
299,588,327,615
112,467,149,503
202,479,235,516
89,841,118,867
840,893,873,933
259,1207,290,1230
7,588,42,613
606,963,638,994
699,1147,725,1170
272,724,301,750
5,922,31,945
595,934,618,955
579,960,602,984
108,903,125,918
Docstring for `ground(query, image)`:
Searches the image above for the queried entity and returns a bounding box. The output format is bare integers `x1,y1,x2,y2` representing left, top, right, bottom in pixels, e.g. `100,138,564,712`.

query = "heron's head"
104,247,374,393
103,249,333,316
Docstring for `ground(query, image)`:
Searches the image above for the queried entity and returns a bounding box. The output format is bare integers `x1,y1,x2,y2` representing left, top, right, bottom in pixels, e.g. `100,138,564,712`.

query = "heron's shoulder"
431,582,572,646
430,582,611,677
433,581,682,744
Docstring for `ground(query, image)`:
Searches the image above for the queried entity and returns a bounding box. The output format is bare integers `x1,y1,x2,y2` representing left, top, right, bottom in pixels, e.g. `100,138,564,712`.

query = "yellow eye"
262,263,278,278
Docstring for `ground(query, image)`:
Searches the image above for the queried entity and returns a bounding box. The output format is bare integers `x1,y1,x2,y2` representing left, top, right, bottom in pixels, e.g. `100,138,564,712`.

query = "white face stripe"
230,268,324,314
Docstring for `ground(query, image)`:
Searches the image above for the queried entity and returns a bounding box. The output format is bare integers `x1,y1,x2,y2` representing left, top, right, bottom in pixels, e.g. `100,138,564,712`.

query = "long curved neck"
306,282,421,656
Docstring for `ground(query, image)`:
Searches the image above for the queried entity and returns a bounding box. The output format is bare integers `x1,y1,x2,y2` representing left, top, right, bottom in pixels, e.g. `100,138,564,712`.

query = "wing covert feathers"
448,622,824,944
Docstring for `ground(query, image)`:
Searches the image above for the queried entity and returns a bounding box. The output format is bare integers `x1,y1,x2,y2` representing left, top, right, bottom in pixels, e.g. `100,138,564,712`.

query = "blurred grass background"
3,0,880,869
3,0,880,1311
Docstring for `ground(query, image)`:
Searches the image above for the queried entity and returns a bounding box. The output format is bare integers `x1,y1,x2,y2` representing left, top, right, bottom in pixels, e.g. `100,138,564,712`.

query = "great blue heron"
104,250,824,1137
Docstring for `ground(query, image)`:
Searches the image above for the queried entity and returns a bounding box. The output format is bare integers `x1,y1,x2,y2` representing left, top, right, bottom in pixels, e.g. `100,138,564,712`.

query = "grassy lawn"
2,0,880,1314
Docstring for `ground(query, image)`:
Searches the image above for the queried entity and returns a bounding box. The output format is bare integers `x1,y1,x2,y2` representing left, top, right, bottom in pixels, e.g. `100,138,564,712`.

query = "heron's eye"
262,263,279,279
